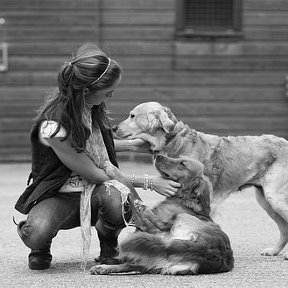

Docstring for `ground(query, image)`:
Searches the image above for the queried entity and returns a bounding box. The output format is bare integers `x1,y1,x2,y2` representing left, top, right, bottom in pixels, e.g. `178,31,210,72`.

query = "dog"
90,155,234,275
113,101,288,259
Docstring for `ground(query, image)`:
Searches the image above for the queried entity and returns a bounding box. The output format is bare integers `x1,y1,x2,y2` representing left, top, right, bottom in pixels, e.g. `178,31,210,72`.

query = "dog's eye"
130,114,135,119
179,160,186,169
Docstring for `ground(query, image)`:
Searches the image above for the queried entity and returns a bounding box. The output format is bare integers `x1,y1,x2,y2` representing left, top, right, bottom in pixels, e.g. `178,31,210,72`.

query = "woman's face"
85,76,121,107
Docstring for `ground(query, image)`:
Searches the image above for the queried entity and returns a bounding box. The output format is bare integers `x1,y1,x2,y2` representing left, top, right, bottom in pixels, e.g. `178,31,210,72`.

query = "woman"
15,43,180,270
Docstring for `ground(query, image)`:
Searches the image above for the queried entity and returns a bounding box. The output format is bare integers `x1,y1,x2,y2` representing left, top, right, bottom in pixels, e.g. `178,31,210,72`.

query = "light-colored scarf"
80,107,130,270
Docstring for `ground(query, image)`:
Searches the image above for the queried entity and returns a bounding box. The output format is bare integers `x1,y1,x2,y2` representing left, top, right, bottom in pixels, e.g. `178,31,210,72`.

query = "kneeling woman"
15,43,181,270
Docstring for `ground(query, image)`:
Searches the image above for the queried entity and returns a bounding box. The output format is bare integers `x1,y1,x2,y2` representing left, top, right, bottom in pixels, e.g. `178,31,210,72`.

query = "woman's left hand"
150,175,181,197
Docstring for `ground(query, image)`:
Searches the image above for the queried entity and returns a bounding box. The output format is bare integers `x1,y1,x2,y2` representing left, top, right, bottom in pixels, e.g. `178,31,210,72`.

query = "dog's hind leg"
161,262,200,275
255,188,288,258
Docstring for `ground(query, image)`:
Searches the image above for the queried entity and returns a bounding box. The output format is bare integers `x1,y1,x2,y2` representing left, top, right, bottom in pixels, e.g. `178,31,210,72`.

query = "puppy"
90,155,234,275
113,101,288,259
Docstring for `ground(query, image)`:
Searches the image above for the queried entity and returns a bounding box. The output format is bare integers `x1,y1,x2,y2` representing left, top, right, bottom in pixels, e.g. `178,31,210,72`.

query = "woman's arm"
46,137,111,184
115,139,180,196
114,138,151,154
47,137,180,196
120,171,180,197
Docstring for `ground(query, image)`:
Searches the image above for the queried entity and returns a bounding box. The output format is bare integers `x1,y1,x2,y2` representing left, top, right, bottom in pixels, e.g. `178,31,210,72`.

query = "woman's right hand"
131,138,151,153
114,138,151,154
150,175,181,197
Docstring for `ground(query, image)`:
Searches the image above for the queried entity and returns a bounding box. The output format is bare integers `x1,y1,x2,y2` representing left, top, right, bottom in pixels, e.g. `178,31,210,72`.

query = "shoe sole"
29,262,51,270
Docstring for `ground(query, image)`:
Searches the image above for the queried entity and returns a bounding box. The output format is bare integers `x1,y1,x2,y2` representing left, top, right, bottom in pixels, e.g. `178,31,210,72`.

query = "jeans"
18,184,130,251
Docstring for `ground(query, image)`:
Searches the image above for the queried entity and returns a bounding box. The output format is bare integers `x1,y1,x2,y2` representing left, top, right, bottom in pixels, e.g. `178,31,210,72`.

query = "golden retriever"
113,101,288,259
90,155,234,275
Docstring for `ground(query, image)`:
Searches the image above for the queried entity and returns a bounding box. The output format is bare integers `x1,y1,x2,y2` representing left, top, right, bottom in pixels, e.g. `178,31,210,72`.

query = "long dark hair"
35,43,122,152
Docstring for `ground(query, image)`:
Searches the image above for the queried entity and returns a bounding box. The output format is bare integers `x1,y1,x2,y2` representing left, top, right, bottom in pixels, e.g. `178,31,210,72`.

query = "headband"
90,58,111,86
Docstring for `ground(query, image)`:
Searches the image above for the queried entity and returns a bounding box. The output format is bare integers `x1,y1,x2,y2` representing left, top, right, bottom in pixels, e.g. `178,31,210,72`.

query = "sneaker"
94,255,121,265
96,233,121,265
14,219,52,270
28,249,52,270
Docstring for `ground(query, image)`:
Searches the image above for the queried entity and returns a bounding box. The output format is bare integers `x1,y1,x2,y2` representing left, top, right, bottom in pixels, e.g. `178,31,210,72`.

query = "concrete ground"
0,161,287,288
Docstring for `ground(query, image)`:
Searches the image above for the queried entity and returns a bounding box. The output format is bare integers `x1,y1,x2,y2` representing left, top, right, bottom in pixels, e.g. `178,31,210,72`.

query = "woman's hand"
131,138,151,153
151,175,181,197
114,138,151,153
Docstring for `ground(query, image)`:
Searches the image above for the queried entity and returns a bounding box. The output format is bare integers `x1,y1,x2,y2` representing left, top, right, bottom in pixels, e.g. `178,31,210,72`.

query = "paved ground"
0,161,287,288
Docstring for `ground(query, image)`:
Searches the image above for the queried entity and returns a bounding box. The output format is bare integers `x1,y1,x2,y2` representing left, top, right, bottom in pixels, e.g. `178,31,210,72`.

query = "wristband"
129,139,135,151
149,176,154,191
143,174,149,190
131,173,135,186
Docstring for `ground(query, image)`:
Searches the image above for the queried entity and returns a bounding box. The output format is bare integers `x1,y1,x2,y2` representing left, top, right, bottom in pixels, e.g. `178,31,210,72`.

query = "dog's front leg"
132,200,158,232
90,263,135,275
134,200,170,232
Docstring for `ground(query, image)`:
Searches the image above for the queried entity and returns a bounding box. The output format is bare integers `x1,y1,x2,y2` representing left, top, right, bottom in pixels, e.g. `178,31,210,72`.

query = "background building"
1,0,288,162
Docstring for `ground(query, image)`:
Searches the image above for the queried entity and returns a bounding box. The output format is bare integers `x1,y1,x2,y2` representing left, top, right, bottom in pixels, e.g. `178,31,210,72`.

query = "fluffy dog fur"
113,101,288,259
90,155,234,275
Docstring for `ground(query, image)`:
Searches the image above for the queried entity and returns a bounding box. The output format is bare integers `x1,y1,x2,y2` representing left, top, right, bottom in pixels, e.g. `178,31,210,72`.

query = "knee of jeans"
19,218,54,249
94,185,126,226
94,185,123,209
95,218,124,238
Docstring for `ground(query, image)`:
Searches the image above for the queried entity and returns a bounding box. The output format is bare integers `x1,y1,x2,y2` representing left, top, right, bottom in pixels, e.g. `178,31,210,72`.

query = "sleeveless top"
39,105,129,270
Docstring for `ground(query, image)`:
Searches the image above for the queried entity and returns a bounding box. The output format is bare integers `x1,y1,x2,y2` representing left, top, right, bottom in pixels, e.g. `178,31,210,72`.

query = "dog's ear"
163,106,178,123
157,107,176,133
147,114,162,132
147,106,176,133
190,177,211,211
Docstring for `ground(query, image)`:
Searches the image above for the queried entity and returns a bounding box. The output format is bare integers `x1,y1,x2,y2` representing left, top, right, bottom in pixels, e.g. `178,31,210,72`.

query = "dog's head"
155,154,211,216
113,102,178,150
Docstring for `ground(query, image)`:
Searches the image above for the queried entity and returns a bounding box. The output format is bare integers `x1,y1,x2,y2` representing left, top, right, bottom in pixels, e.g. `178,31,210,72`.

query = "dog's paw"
161,263,199,275
261,247,279,256
134,199,147,212
90,264,110,275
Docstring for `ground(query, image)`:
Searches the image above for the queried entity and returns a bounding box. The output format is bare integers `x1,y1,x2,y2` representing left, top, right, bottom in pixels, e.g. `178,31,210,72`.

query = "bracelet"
143,174,149,190
129,139,135,152
149,176,154,191
131,173,135,186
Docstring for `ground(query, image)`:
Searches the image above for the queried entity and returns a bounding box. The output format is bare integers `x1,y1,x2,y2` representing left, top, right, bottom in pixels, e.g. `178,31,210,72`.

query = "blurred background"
1,0,288,163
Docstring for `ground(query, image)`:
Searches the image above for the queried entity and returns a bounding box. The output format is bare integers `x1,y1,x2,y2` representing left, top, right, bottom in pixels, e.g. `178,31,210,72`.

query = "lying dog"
90,155,234,275
113,101,288,259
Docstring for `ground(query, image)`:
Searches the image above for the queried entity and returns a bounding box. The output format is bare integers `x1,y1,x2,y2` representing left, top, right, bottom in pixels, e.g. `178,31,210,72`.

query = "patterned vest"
14,118,118,215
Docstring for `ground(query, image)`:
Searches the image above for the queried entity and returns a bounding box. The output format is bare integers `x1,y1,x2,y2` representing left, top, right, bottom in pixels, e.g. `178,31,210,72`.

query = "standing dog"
90,155,234,275
113,102,288,259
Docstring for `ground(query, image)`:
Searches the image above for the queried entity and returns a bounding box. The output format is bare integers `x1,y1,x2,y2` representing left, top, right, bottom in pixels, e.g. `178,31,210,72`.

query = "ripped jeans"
17,184,131,251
